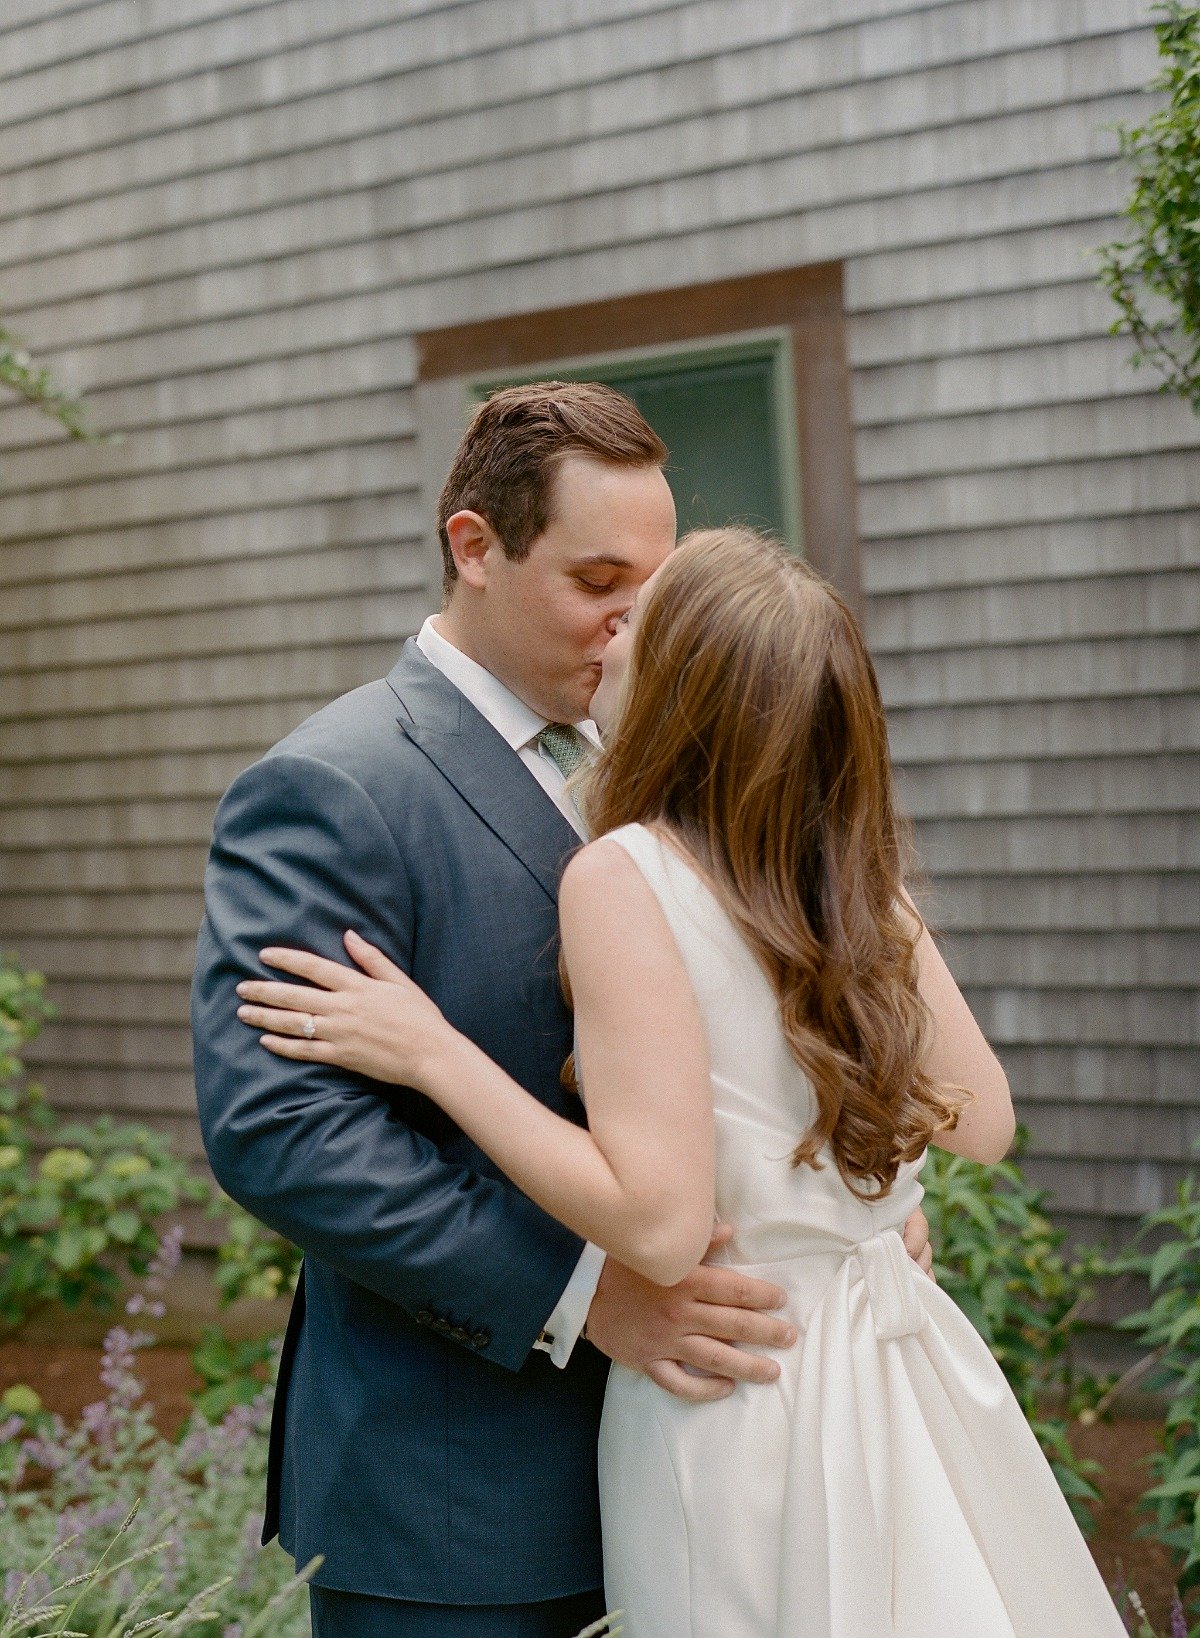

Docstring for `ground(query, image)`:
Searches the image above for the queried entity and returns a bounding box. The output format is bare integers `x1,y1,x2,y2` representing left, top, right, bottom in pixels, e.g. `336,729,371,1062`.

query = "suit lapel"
385,639,582,903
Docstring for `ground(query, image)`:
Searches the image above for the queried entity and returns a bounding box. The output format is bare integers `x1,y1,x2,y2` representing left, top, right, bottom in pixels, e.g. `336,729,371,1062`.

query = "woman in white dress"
236,527,1126,1637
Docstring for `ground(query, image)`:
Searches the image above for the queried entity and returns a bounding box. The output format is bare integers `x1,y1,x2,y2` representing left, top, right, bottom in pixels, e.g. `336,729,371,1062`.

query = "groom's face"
469,454,676,723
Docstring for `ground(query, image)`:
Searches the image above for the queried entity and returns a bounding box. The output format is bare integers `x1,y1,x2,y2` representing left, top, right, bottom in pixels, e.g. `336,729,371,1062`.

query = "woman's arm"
236,839,717,1288
903,894,1016,1164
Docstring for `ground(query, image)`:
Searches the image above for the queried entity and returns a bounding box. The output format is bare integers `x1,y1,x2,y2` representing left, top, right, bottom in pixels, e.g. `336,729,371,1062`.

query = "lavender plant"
1115,1582,1191,1638
0,1229,313,1636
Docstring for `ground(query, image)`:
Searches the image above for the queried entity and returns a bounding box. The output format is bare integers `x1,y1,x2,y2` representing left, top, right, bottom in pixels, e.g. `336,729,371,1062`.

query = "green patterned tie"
537,722,592,781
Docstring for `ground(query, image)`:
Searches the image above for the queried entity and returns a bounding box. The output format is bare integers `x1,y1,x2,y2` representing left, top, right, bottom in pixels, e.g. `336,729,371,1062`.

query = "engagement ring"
302,1014,317,1040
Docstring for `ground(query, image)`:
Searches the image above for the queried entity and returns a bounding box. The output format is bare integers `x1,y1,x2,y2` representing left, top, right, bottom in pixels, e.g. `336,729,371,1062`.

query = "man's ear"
444,510,495,591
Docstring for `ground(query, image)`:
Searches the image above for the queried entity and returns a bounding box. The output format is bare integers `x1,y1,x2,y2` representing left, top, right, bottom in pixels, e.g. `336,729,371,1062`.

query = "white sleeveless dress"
595,823,1125,1638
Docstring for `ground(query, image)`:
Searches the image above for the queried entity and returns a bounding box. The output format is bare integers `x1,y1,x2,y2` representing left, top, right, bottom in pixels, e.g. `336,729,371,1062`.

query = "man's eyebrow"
573,553,635,569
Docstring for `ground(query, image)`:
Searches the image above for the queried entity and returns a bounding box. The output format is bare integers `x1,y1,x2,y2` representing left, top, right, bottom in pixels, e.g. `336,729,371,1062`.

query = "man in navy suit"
192,382,932,1635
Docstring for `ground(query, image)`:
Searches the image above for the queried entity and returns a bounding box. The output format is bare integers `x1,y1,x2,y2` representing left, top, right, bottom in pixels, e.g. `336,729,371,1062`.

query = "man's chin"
564,687,598,725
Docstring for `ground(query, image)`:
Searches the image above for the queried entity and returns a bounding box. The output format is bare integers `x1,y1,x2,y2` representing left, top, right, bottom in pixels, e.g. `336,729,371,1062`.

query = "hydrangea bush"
0,954,208,1337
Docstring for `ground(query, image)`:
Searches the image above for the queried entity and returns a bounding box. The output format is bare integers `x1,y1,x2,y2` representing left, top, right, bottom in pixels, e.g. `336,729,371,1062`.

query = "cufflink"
537,1327,555,1348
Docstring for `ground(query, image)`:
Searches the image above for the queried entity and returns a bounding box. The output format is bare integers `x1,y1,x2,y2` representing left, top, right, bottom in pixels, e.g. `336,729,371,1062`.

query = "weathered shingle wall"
0,0,1196,1241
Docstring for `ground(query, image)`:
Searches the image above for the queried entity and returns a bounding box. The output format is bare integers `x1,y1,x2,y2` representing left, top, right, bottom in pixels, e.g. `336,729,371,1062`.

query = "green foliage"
1110,1164,1200,1629
0,1254,315,1636
0,956,56,1067
0,321,98,440
0,954,207,1335
209,1193,302,1308
1,1501,320,1638
920,1132,1107,1528
191,1198,300,1417
1096,3,1200,411
189,1327,279,1423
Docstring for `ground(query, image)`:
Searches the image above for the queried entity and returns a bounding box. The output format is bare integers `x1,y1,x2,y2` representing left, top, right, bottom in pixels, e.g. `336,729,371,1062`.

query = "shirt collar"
416,616,599,751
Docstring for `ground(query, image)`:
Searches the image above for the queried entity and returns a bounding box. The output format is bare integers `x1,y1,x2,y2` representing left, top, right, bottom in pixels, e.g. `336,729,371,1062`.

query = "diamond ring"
302,1015,317,1040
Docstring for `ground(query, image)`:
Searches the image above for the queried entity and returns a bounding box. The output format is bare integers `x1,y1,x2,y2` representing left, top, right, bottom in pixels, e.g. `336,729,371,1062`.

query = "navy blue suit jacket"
191,641,610,1603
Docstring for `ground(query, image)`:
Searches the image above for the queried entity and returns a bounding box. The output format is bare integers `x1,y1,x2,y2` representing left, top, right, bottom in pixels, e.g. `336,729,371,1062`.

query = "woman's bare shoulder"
560,832,653,909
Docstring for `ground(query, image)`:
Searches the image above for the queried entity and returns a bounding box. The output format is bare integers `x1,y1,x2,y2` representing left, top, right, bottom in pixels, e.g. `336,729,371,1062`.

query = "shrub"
1096,2,1200,412
0,954,208,1337
920,1132,1107,1528
208,1195,301,1310
1108,1162,1200,1632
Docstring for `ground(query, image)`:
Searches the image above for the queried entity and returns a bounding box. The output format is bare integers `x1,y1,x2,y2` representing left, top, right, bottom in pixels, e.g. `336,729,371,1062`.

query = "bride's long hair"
582,526,968,1200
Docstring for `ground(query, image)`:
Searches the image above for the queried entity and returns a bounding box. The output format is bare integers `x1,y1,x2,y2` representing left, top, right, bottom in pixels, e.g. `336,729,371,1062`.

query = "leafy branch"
0,320,109,445
1096,2,1200,412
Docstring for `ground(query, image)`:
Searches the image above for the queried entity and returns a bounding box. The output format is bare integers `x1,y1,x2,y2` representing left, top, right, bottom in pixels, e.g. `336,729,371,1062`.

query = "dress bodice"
600,822,926,1271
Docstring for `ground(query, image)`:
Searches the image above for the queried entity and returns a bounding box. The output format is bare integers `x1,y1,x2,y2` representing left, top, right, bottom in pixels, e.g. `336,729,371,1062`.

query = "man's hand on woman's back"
584,1224,795,1402
586,1209,935,1402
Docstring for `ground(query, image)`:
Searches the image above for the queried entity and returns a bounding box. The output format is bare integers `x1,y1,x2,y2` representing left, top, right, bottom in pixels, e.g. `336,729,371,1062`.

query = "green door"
600,352,792,543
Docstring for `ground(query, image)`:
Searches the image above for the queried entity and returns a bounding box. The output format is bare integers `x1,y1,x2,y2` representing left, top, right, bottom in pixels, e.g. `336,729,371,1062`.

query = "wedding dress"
595,823,1126,1638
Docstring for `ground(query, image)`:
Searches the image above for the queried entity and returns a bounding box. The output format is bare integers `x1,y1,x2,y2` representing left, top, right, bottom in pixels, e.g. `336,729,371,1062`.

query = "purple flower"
218,1402,257,1452
5,1567,50,1609
1169,1592,1187,1638
235,1509,266,1588
147,1223,185,1289
82,1397,116,1445
98,1324,153,1407
175,1422,215,1468
0,1413,23,1442
60,1498,127,1541
21,1433,67,1471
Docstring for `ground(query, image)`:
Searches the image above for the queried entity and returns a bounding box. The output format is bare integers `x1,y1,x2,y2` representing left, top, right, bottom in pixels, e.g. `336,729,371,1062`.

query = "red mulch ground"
1071,1416,1183,1632
0,1342,1185,1628
0,1338,202,1440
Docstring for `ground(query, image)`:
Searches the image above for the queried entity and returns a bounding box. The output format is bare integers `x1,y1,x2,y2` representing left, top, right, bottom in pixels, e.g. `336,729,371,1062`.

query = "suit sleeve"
191,750,587,1372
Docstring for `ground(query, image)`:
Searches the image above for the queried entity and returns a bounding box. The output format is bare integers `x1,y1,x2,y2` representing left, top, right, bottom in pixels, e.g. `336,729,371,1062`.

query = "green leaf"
50,1225,88,1271
105,1210,142,1243
1150,1237,1191,1290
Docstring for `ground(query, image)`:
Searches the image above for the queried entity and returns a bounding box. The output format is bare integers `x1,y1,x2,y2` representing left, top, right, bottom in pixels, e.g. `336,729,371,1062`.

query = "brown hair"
582,527,968,1200
436,380,668,599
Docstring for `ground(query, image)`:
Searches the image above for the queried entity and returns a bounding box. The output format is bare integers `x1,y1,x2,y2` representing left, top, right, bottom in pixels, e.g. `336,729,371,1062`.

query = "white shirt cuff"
533,1242,606,1368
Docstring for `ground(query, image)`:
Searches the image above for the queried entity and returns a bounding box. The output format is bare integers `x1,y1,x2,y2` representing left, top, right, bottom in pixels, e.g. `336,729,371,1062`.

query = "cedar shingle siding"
1,0,1196,1249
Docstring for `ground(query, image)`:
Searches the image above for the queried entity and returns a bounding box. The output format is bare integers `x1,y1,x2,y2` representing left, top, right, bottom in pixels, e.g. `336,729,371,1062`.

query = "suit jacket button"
471,1329,490,1350
415,1309,433,1326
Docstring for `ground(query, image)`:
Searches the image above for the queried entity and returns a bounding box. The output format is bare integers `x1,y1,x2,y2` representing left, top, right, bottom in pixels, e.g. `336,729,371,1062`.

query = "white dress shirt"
415,616,606,1367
